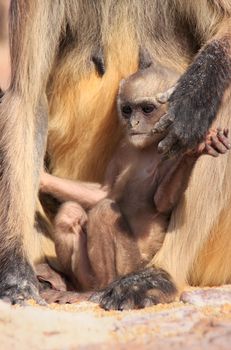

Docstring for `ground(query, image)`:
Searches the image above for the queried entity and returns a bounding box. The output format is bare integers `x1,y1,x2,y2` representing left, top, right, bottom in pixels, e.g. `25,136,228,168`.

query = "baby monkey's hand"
194,128,231,157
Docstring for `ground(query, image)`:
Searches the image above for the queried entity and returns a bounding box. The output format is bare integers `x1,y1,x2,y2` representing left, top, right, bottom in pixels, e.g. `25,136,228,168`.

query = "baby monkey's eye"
122,105,132,116
141,104,155,114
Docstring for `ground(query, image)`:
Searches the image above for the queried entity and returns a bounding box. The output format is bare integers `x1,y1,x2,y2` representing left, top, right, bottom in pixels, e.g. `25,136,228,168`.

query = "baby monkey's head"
117,64,179,148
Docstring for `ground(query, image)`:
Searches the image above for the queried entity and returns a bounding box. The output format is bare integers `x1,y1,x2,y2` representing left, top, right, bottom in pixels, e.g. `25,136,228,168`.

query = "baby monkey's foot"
54,202,87,236
53,202,88,274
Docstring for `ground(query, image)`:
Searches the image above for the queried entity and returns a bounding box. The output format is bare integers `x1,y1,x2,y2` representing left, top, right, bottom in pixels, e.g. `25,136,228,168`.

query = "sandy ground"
0,285,230,350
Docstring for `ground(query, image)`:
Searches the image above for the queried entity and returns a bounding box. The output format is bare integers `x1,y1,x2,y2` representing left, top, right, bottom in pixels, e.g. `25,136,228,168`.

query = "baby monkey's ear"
117,79,126,97
117,80,126,111
119,79,126,89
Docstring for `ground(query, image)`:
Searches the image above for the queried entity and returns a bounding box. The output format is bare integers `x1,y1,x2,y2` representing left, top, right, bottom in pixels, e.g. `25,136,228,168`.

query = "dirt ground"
0,285,230,350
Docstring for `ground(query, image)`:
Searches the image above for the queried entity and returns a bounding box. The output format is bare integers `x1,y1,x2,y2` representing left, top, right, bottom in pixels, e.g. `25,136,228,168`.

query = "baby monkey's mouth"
129,132,148,136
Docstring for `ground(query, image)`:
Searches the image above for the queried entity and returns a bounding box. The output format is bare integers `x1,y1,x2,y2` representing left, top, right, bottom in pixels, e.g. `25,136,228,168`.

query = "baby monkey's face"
117,66,178,149
118,98,167,148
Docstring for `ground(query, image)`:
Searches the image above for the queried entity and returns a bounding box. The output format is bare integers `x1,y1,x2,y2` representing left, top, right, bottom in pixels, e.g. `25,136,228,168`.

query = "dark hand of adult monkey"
153,40,231,157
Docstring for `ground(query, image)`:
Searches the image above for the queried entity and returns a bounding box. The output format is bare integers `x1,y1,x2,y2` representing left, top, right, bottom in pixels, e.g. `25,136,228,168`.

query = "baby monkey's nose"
132,120,140,127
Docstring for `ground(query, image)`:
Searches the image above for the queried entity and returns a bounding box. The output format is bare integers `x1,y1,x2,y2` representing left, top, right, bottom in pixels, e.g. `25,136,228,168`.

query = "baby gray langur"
40,64,230,300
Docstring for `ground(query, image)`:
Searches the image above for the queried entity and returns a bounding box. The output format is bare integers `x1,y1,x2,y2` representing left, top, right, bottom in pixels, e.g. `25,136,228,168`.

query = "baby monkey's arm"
154,128,230,214
40,172,108,209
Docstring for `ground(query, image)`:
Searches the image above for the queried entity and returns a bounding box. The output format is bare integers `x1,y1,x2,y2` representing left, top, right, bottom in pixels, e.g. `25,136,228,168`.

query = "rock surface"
0,285,230,350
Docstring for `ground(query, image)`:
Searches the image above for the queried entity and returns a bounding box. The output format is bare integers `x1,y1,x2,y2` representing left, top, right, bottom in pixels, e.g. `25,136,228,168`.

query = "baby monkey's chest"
117,161,161,212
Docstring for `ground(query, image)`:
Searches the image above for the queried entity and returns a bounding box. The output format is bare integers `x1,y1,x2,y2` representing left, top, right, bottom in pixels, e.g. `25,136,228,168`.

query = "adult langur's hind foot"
91,268,177,311
0,258,46,305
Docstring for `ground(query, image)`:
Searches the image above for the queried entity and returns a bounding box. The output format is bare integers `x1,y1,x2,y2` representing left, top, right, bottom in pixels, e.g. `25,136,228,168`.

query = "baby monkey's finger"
217,129,231,149
158,133,178,155
210,135,228,154
205,144,219,157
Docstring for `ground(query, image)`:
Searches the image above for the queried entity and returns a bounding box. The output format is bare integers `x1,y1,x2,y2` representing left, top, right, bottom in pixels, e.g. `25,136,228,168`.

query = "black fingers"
91,47,106,76
152,113,175,135
2,282,47,306
152,112,181,158
0,252,46,305
157,133,177,154
91,268,177,311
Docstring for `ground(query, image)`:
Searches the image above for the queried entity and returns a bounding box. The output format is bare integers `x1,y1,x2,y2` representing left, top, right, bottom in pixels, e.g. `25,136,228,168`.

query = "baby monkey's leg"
53,201,94,290
54,199,141,291
86,199,142,290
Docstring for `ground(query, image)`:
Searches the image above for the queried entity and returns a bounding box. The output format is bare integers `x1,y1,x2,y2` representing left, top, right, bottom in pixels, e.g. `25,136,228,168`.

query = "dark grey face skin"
117,65,178,149
119,98,165,148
